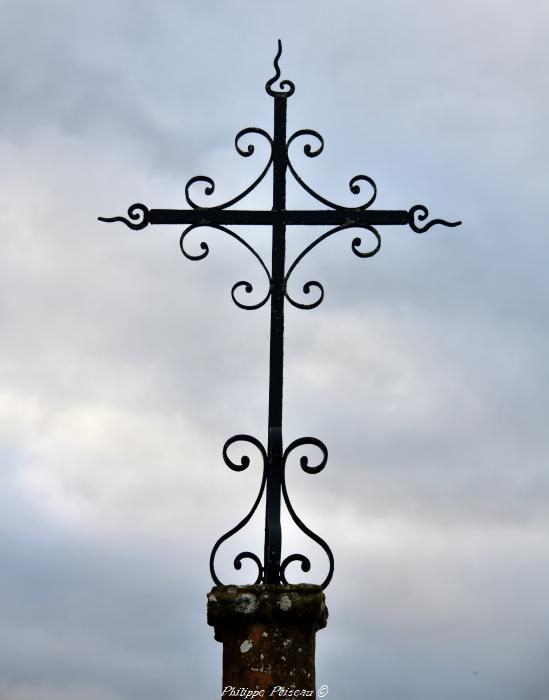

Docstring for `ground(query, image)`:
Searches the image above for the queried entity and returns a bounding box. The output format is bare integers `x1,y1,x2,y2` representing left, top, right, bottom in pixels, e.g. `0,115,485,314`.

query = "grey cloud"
1,1,548,698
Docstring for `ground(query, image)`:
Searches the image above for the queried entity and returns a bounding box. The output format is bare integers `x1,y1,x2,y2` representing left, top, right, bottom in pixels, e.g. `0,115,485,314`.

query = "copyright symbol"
318,685,329,698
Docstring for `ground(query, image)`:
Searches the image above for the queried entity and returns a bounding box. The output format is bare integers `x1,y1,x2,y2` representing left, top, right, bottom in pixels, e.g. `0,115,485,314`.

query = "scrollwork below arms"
284,224,381,310
179,223,272,310
209,435,268,586
280,437,334,589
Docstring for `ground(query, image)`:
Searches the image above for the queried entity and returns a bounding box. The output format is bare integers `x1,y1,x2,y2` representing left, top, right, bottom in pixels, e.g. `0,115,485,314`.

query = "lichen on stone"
240,639,253,653
236,592,258,614
278,594,292,611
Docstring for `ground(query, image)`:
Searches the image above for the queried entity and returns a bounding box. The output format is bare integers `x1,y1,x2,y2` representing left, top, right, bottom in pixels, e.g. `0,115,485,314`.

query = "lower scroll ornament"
209,434,333,589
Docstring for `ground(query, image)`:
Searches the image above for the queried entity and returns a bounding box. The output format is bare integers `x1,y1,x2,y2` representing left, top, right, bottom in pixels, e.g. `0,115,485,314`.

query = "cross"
99,41,460,589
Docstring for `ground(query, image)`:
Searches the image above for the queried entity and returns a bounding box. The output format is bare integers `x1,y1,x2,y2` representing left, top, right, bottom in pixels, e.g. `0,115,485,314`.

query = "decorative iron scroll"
184,127,273,210
408,204,460,233
209,435,267,586
210,434,334,589
285,223,382,309
280,437,334,589
286,129,378,211
179,223,272,310
99,202,150,230
266,39,296,97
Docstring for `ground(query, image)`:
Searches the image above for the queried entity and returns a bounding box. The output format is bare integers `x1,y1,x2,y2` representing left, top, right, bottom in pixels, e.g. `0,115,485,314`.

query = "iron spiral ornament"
184,127,273,210
280,437,334,589
179,223,272,310
209,435,267,587
286,129,378,211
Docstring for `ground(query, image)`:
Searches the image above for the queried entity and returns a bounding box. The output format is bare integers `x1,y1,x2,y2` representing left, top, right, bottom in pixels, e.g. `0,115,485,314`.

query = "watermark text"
221,686,328,698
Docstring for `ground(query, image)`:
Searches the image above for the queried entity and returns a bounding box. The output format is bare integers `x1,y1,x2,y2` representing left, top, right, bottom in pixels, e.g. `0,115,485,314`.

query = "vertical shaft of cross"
264,94,287,583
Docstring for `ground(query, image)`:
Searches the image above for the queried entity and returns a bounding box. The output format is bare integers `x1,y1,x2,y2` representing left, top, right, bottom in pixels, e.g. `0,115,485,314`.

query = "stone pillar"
207,584,328,697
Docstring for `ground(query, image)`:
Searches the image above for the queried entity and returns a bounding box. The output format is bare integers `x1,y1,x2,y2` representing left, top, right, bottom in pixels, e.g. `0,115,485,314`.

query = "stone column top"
207,584,328,642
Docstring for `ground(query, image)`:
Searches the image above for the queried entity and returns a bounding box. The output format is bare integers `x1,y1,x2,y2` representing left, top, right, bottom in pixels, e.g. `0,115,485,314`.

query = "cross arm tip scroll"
408,204,462,234
98,203,150,230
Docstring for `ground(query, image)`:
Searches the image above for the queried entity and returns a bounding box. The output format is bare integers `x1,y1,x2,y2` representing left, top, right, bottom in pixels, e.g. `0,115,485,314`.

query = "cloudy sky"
1,1,548,698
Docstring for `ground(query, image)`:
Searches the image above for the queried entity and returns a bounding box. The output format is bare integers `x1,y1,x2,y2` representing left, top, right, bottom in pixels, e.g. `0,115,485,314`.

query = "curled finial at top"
265,39,295,97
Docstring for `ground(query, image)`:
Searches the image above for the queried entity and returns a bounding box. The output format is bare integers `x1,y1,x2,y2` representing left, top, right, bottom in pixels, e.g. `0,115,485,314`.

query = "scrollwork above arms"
284,224,381,310
179,223,272,310
408,204,462,233
98,203,150,230
210,435,267,586
184,128,273,210
287,130,377,211
281,437,334,589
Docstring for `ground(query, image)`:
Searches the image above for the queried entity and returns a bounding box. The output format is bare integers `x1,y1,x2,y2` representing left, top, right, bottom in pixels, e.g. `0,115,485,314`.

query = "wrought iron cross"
99,41,460,589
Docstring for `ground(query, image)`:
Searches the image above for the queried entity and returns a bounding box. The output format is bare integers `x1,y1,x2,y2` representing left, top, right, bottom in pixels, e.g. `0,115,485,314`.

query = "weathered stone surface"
208,584,328,695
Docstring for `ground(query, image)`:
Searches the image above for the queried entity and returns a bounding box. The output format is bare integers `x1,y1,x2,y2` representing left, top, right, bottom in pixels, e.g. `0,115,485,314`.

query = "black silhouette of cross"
99,41,460,589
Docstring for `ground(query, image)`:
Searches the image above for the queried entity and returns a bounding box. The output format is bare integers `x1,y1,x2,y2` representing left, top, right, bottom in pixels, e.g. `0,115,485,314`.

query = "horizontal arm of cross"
150,208,409,226
98,202,460,232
